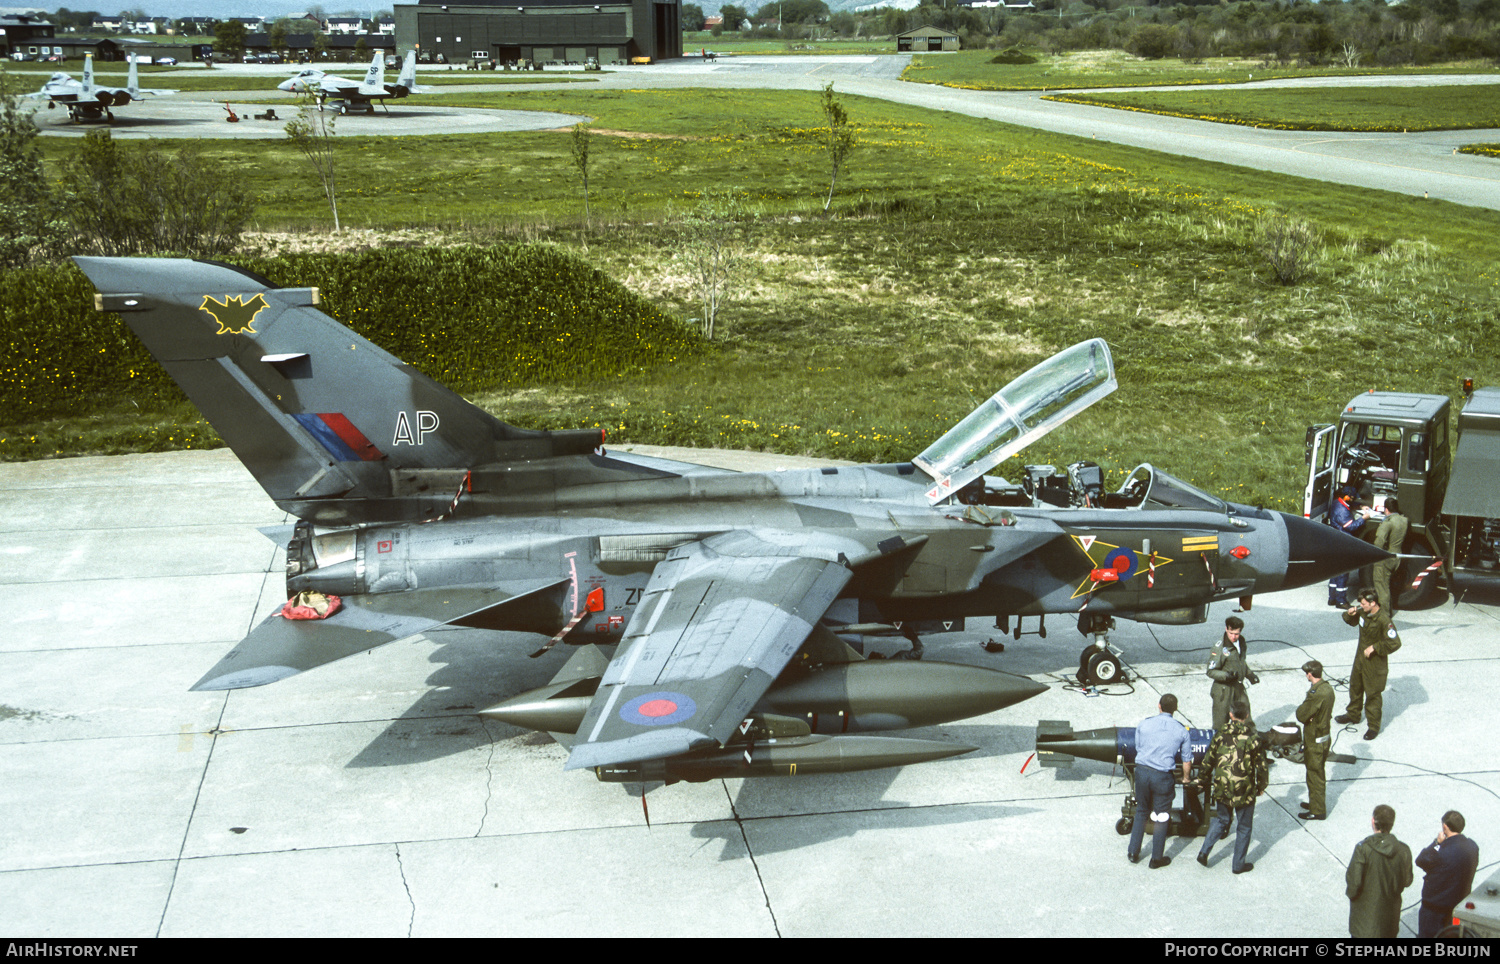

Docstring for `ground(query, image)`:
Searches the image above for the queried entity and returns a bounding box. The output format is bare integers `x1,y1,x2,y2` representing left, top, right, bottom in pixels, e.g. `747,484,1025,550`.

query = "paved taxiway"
31,56,1500,209
3,447,1499,937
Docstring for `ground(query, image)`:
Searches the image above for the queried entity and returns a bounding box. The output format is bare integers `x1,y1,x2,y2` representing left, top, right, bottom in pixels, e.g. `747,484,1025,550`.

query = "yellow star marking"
1068,535,1175,599
200,293,269,335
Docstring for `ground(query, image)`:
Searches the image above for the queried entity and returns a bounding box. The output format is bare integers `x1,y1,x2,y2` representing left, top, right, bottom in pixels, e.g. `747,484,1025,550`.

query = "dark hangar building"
394,0,682,66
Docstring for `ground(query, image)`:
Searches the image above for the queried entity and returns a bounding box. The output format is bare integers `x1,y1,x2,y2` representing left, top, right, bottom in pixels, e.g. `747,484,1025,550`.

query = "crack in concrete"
722,781,781,938
395,843,416,937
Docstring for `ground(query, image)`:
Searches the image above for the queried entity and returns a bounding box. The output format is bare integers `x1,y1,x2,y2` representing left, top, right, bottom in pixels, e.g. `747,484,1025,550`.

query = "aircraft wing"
192,578,569,690
564,530,859,770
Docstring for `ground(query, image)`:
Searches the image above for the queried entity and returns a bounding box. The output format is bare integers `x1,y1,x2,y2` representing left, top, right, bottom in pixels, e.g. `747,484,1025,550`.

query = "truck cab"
1305,386,1500,603
1304,391,1450,537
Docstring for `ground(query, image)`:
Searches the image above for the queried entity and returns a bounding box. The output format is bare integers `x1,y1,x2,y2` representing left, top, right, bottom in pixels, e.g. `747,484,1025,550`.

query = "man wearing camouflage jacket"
1196,698,1267,874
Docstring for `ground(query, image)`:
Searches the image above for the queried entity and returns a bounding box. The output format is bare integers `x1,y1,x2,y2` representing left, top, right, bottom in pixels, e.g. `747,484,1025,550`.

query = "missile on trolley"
1034,720,1214,770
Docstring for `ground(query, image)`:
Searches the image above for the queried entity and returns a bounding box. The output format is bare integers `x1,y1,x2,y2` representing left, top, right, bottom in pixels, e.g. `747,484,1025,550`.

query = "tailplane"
74,257,611,523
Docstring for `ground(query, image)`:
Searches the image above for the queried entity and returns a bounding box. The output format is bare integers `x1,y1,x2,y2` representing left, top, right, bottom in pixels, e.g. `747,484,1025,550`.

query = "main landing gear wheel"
1115,817,1131,836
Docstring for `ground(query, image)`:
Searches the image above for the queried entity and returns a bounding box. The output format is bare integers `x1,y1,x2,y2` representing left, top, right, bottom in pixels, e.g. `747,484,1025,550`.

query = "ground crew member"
1297,660,1333,821
1337,589,1402,740
1416,810,1480,938
1206,615,1259,731
1328,487,1363,607
1196,698,1267,874
1371,498,1408,614
1347,804,1414,938
1127,693,1193,870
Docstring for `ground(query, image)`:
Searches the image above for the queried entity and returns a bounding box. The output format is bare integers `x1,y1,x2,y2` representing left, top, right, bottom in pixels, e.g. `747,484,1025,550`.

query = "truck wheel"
1397,545,1444,610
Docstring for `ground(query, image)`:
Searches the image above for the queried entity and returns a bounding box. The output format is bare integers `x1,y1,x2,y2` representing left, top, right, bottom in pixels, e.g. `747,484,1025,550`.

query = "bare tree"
674,192,747,340
1257,215,1321,286
570,121,592,230
285,99,340,231
1339,41,1362,68
820,82,856,214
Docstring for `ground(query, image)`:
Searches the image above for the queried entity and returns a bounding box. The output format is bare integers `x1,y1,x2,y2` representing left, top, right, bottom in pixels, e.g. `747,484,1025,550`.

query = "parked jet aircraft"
277,50,433,114
73,257,1387,784
33,53,178,123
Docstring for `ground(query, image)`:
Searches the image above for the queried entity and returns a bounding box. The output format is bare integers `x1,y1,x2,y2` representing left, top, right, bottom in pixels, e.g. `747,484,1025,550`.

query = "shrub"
989,48,1039,64
61,129,255,258
1256,216,1322,286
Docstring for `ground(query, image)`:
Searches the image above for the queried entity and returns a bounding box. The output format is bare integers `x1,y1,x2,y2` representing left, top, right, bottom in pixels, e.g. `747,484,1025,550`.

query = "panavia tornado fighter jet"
73,257,1387,784
32,53,178,123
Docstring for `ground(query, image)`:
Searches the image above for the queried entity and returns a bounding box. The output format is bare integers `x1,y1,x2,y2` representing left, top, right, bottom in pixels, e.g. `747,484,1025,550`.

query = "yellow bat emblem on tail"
201,294,269,335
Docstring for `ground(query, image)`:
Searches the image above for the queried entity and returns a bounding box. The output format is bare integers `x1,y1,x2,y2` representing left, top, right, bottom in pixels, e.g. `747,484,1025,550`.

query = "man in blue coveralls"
1128,693,1194,869
1328,486,1365,607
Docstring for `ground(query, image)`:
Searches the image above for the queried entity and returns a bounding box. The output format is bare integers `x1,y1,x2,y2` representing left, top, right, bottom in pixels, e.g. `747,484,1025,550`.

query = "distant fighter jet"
72,257,1388,785
32,53,178,123
278,50,433,114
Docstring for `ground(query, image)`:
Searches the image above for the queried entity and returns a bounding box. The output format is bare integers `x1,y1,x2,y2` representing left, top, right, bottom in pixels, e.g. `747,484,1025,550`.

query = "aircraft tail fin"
396,50,417,90
73,256,605,522
363,50,384,88
81,53,94,92
126,53,138,94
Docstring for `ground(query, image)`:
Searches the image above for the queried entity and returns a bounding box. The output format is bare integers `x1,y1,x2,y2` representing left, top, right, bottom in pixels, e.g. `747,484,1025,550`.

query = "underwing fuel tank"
483,659,1048,735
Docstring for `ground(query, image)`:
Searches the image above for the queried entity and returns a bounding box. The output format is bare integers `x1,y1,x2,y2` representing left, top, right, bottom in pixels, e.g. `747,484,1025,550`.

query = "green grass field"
903,49,1500,91
15,85,1500,513
1045,85,1500,131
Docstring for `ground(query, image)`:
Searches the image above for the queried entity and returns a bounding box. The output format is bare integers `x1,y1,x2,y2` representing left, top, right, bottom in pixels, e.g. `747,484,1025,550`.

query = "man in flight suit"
1207,615,1259,731
1371,498,1408,615
1337,589,1402,740
1297,660,1334,821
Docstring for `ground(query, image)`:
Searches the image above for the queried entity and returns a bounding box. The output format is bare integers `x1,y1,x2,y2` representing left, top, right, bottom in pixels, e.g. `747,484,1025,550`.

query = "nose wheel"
1081,647,1123,686
1076,614,1125,686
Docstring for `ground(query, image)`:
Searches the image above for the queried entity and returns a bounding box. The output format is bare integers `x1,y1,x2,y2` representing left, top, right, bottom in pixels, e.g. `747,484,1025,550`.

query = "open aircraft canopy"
913,338,1117,504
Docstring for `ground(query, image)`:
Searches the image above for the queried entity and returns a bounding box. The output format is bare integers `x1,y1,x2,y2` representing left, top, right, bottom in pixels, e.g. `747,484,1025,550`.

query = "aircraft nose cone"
1280,512,1392,591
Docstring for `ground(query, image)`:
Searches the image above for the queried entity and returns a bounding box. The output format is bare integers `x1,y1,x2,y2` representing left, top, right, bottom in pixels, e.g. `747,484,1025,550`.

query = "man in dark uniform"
1297,660,1334,821
1371,498,1409,614
1416,810,1480,937
1348,804,1414,938
1207,615,1259,731
1337,589,1403,740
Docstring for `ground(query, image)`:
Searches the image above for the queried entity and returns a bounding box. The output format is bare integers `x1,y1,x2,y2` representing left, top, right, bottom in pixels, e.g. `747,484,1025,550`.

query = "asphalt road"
31,55,1500,210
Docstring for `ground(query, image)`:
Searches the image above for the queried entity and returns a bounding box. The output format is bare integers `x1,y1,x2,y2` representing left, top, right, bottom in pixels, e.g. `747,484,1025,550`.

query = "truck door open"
1303,423,1336,520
